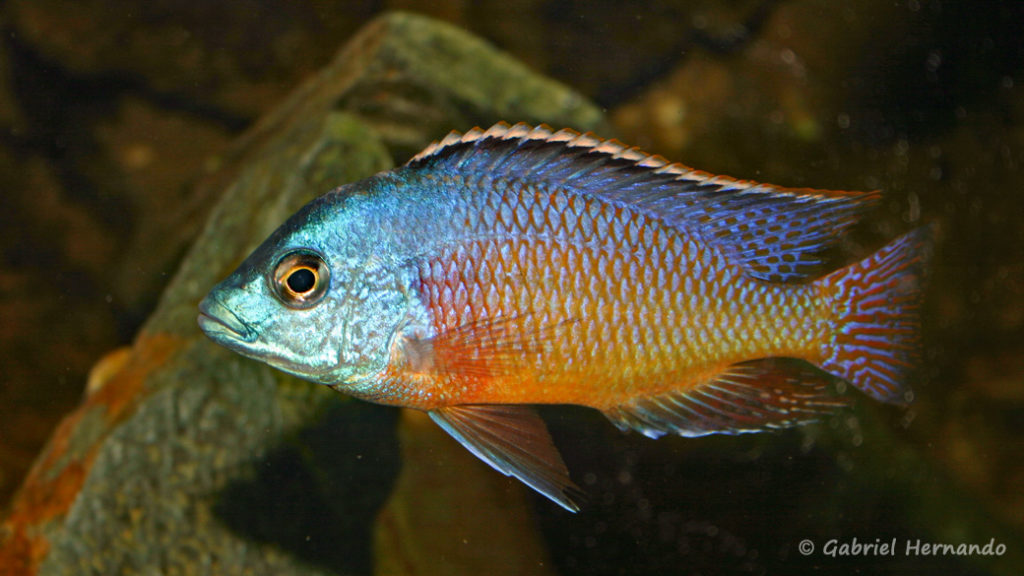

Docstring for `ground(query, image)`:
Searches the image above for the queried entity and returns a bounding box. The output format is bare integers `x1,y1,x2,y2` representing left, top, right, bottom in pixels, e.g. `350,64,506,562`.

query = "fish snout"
197,296,257,345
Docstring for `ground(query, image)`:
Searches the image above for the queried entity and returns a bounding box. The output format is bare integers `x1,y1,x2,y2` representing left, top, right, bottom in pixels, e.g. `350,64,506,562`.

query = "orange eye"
271,251,330,308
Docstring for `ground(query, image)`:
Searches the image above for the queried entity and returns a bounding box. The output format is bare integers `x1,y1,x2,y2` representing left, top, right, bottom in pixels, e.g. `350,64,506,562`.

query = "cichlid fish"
198,122,930,511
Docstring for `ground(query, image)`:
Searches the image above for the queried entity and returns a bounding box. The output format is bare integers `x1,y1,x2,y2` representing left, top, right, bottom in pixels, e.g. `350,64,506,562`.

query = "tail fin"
818,225,934,403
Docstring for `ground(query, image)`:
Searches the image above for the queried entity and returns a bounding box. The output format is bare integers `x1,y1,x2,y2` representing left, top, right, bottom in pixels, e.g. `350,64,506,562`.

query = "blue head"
197,179,419,388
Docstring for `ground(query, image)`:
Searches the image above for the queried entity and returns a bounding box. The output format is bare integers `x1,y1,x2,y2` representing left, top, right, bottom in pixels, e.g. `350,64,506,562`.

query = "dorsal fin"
408,122,881,282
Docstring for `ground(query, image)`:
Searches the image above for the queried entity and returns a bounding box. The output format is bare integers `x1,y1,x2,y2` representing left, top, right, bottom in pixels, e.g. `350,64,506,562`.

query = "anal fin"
428,404,584,512
604,358,847,439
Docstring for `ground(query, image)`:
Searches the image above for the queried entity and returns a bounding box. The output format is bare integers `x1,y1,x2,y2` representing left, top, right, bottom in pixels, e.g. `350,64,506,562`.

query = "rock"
0,12,605,575
0,0,699,507
121,9,608,335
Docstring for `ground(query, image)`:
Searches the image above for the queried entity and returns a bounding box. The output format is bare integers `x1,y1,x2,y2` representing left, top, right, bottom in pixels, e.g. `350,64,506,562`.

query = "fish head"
198,189,410,387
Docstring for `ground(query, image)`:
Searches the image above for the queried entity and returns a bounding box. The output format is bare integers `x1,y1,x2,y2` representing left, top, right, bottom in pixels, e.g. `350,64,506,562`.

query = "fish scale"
199,122,931,511
410,176,823,409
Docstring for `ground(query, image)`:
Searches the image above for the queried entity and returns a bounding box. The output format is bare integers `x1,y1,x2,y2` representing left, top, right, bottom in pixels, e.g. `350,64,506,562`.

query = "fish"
198,122,931,512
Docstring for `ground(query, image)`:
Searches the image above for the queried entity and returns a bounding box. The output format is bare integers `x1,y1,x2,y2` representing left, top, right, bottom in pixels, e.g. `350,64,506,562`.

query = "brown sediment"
0,527,48,576
87,334,180,421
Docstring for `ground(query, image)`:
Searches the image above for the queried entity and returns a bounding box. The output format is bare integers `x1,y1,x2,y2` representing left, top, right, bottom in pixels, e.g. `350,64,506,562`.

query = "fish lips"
197,296,257,349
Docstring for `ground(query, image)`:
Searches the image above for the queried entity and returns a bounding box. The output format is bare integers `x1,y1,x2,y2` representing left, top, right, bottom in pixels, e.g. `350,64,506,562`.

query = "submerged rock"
0,12,604,575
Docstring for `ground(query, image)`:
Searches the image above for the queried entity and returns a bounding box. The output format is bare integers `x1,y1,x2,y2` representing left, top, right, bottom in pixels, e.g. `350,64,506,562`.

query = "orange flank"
401,232,827,411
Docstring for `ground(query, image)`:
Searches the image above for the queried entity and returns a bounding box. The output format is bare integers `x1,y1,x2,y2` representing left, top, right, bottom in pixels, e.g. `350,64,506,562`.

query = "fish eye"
271,250,330,309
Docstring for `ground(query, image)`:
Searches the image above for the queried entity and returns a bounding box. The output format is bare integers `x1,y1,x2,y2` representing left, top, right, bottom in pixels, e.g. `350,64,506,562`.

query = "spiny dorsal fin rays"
408,122,880,283
411,122,855,200
412,122,652,167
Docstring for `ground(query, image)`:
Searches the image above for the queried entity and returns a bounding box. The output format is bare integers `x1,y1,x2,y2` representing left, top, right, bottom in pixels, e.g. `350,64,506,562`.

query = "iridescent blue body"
199,123,930,510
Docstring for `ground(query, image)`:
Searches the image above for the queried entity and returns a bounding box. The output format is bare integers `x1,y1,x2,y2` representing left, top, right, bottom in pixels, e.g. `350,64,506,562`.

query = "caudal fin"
818,225,934,403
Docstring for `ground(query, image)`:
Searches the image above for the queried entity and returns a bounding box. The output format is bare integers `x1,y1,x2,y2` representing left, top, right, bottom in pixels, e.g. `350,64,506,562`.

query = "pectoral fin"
400,314,576,380
604,358,847,439
428,404,584,512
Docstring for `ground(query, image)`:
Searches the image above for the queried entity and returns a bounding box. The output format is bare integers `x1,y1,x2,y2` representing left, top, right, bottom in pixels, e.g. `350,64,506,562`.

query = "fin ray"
604,359,847,439
399,314,576,380
409,122,880,282
818,224,933,403
429,405,584,512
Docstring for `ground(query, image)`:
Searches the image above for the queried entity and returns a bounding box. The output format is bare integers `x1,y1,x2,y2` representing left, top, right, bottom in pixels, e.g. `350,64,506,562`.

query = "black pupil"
286,268,316,293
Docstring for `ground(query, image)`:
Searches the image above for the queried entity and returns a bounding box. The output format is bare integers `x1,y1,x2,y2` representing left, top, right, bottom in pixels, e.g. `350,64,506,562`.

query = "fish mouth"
197,297,256,346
